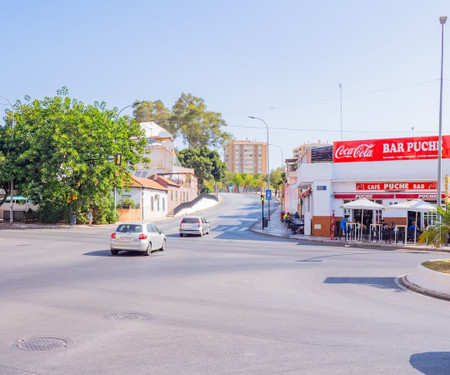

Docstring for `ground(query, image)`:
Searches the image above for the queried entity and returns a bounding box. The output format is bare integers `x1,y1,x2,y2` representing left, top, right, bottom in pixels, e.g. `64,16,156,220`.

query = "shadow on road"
323,276,403,291
410,352,450,374
83,250,164,257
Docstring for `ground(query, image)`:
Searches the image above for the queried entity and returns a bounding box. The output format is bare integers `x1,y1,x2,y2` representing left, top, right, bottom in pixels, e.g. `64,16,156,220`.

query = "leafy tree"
270,168,284,196
418,206,450,247
177,146,226,192
132,100,176,135
172,93,232,148
232,173,244,190
242,173,254,192
0,88,148,223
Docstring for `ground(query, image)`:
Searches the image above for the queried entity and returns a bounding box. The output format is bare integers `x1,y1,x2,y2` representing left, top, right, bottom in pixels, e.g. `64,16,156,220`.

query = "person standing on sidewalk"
340,215,349,239
88,210,93,226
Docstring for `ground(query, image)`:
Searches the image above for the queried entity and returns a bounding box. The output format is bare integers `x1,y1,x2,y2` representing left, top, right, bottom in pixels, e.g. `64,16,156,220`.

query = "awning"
300,188,312,198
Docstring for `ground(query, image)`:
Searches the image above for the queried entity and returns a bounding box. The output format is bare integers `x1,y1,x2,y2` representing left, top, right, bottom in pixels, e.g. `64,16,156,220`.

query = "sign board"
333,135,450,163
316,185,327,191
335,193,444,200
311,146,333,162
265,189,272,201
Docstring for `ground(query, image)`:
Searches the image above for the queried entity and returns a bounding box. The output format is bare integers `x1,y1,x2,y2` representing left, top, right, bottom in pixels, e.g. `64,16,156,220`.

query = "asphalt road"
1,193,450,375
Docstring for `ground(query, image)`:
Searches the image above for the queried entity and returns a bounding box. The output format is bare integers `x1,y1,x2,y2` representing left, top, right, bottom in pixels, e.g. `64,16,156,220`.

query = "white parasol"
340,198,386,240
388,199,437,243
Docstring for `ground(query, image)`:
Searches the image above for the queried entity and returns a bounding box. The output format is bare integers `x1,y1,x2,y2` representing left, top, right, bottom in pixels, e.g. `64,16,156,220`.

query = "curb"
398,275,450,301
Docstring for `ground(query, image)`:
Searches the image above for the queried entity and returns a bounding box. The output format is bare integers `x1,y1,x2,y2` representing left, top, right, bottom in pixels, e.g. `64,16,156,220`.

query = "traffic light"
115,153,122,166
260,194,265,204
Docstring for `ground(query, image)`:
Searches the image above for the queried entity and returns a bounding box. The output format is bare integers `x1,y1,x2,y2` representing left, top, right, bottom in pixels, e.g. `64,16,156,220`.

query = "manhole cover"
17,337,69,351
106,313,149,321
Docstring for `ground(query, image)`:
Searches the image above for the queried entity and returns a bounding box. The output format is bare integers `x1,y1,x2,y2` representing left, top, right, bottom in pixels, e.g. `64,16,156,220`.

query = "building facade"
296,135,450,237
116,176,168,221
224,139,267,175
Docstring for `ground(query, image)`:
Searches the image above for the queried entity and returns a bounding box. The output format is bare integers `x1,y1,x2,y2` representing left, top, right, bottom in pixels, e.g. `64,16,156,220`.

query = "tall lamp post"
113,102,142,214
0,96,15,224
248,116,270,221
338,83,343,141
437,16,447,209
269,143,284,171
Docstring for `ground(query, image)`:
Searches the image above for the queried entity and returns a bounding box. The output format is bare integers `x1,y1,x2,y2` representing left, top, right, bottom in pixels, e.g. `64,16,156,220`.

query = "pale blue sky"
1,0,450,169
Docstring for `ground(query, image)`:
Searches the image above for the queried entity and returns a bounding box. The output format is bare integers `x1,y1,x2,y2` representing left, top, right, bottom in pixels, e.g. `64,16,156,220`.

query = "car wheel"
160,239,166,251
144,242,152,256
179,233,183,237
111,249,119,256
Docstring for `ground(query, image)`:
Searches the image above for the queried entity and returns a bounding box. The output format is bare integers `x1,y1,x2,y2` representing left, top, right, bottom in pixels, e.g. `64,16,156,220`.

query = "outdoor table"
370,223,383,242
394,225,407,245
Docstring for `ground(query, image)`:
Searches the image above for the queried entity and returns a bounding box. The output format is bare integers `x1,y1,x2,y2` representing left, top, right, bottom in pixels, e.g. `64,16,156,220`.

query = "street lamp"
248,116,270,221
437,16,447,209
0,96,15,224
269,143,284,171
113,101,142,215
116,101,141,119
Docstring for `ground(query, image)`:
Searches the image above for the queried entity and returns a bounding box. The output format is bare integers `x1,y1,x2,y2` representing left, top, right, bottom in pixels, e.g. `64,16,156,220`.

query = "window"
162,198,166,211
151,197,154,211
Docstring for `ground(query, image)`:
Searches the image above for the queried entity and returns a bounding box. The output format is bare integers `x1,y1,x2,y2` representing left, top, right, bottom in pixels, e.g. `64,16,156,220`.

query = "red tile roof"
131,176,168,191
153,175,180,187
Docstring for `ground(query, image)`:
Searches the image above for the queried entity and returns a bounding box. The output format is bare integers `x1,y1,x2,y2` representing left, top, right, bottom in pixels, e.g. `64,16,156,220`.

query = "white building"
297,135,450,237
117,176,168,221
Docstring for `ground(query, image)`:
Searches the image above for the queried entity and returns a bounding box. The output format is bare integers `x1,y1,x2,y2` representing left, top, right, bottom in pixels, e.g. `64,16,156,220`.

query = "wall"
118,208,141,221
142,189,168,220
312,216,331,237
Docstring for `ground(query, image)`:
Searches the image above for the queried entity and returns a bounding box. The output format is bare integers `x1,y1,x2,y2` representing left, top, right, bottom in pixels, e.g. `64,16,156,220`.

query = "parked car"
179,216,210,237
110,221,166,256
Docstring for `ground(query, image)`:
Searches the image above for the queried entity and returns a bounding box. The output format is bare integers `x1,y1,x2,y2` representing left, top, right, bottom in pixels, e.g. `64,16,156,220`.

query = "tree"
172,93,232,148
177,146,226,192
270,168,284,196
132,100,176,136
0,88,148,223
418,206,450,247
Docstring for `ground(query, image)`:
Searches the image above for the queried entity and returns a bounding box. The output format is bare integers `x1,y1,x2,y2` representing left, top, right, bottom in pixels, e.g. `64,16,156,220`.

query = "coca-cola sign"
333,135,450,163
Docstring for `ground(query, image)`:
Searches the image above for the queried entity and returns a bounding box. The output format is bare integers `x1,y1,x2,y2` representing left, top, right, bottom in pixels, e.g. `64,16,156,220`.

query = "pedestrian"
340,215,349,239
88,210,93,226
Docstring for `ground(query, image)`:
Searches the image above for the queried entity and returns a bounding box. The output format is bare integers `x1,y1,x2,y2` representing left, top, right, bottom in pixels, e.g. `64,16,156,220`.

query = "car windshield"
182,218,199,224
116,224,143,233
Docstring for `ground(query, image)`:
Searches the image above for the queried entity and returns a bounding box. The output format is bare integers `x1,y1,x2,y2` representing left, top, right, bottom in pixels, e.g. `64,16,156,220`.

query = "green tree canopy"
132,100,175,136
177,146,227,192
270,168,284,196
0,88,148,223
419,205,450,247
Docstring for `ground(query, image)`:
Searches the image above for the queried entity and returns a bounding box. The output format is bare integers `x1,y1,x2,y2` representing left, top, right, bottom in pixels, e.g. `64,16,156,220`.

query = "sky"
1,0,450,171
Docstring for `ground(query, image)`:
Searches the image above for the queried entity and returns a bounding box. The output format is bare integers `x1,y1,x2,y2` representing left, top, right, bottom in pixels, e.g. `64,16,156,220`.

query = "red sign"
356,182,437,191
335,193,444,199
333,135,450,163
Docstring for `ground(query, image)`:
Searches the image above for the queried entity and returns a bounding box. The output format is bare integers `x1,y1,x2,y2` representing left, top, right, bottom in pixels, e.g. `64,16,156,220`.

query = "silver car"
179,216,210,237
110,222,166,256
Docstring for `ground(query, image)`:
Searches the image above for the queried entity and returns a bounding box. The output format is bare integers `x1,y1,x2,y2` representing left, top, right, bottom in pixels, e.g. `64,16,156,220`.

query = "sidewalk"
250,207,450,253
